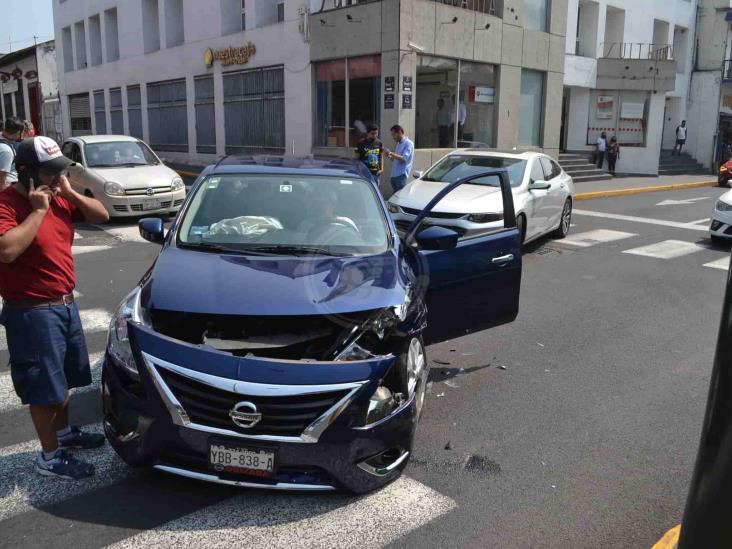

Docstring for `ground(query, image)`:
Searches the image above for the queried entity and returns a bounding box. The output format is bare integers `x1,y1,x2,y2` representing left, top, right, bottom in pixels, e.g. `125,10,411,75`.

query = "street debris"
537,342,545,348
433,359,450,365
444,441,452,450
463,454,501,475
461,352,476,356
444,379,459,389
436,392,445,398
496,364,507,370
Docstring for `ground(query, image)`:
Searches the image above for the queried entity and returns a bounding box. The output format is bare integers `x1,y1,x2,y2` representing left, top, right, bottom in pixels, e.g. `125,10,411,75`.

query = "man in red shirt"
0,136,109,479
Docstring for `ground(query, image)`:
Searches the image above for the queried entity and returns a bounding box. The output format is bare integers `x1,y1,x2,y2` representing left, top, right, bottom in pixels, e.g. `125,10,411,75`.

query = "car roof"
207,155,373,179
449,149,548,161
69,135,142,144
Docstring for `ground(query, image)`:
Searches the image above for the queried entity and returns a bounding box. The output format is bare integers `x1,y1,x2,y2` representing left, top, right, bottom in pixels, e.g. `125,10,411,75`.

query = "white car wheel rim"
407,338,426,416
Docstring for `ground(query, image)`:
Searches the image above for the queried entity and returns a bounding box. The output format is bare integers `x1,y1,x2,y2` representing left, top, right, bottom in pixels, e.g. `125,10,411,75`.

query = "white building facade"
562,0,696,175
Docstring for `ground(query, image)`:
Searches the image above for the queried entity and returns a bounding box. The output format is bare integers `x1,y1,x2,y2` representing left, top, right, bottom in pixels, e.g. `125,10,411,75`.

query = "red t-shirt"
0,187,84,300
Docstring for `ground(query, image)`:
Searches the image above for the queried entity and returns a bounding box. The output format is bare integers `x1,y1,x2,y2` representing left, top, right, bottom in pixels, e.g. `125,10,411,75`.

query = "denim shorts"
1,302,92,406
391,174,408,193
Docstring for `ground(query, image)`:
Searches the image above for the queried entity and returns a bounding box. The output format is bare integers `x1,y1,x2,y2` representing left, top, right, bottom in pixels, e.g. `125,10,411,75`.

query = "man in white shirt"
674,120,688,156
0,118,23,189
596,132,607,170
451,94,467,141
436,98,452,147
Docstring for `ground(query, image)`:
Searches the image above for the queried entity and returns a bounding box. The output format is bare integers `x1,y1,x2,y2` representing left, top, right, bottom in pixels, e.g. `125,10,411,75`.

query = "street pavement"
0,185,729,548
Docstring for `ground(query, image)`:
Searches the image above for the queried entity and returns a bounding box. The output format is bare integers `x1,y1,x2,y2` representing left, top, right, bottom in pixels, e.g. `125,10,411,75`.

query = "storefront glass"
587,90,649,147
415,55,458,149
519,70,544,146
314,59,346,147
348,55,381,146
458,61,496,147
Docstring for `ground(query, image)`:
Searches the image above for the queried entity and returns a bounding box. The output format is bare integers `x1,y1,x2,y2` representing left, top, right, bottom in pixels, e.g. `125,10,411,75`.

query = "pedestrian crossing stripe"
73,245,114,256
704,256,731,271
559,229,638,248
622,240,704,260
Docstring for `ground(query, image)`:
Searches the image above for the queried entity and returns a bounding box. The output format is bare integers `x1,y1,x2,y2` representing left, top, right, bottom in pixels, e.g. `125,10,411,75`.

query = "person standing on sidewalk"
596,132,607,170
387,125,414,194
0,136,110,479
356,125,384,187
674,120,688,156
0,117,24,189
607,136,620,176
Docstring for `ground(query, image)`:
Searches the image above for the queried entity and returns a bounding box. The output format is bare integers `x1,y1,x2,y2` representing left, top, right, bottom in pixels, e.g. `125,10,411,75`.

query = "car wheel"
553,199,572,239
390,337,428,421
516,214,527,245
711,235,727,247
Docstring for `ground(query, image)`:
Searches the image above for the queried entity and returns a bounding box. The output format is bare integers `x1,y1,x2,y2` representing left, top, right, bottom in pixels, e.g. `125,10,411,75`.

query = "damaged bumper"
103,324,418,493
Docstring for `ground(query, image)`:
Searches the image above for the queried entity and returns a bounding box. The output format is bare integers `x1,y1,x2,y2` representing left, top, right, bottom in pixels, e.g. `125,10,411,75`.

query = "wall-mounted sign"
384,94,395,109
620,102,644,120
468,85,495,104
402,94,412,109
402,76,413,92
385,77,395,92
596,95,614,119
204,43,257,68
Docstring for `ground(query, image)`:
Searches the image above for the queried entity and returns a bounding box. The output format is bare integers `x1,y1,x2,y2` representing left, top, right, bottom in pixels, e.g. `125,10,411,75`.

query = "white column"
122,85,130,135
186,74,196,157
105,88,112,134
213,64,226,156
141,83,150,142
100,11,108,64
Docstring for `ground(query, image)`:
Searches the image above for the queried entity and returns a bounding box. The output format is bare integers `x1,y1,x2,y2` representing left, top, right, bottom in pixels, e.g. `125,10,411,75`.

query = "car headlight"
466,212,504,223
717,200,732,212
107,286,151,378
387,202,400,214
104,181,126,196
171,177,185,191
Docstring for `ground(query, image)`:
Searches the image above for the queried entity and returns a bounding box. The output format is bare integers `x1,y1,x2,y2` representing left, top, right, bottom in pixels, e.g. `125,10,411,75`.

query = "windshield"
84,141,160,168
177,174,390,256
422,155,527,188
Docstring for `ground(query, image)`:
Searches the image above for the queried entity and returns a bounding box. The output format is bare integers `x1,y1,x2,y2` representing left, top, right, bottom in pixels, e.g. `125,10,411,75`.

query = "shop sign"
620,102,644,120
596,95,614,119
402,76,413,92
385,77,395,92
402,94,412,109
204,43,257,68
468,86,494,104
384,93,395,110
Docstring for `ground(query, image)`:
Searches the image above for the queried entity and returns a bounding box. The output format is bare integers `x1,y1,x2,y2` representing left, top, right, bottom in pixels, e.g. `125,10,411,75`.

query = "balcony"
596,42,676,93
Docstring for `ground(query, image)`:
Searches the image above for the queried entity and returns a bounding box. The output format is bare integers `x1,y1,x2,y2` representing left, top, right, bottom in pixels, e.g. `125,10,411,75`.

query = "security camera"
407,41,425,53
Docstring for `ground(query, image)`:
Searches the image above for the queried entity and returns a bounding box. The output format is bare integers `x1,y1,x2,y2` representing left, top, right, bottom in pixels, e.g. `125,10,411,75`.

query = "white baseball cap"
15,136,75,174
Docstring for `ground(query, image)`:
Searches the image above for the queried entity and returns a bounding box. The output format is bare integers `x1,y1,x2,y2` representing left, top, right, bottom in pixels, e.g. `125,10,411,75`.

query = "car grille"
156,367,350,438
400,206,465,219
725,225,732,236
113,205,128,213
130,201,172,212
126,186,172,196
174,199,184,207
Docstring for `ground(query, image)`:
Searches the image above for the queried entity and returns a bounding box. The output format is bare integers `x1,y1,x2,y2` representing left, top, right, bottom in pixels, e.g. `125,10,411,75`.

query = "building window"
277,2,285,22
127,85,143,139
194,75,216,153
241,0,246,30
62,26,74,72
314,59,346,147
143,0,161,53
587,90,649,147
69,93,92,136
3,94,12,118
524,0,548,32
519,70,544,146
165,0,185,48
74,20,87,69
223,66,285,153
348,55,380,146
147,79,188,151
110,88,123,134
93,90,106,134
105,8,120,62
88,14,103,66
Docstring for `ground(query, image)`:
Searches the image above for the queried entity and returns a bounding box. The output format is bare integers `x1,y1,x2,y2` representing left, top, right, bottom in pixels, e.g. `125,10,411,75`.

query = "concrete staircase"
558,153,607,183
658,150,708,176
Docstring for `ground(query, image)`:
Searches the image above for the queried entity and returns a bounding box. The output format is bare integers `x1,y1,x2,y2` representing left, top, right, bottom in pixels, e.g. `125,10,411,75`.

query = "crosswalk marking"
73,245,114,256
704,256,731,271
559,229,637,248
573,209,710,232
622,240,704,260
100,225,147,244
108,476,456,549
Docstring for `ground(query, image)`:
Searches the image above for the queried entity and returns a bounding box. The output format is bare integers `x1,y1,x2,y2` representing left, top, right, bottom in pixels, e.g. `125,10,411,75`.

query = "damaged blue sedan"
102,155,522,493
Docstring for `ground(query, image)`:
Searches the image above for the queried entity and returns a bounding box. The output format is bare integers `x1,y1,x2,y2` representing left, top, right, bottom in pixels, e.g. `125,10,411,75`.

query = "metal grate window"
147,79,188,152
126,85,143,139
69,93,92,136
223,66,285,154
110,88,123,135
93,90,106,134
194,75,216,154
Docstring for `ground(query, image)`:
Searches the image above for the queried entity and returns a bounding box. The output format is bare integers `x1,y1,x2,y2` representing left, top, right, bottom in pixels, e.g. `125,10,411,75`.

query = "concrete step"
571,174,609,183
560,159,594,167
559,155,590,162
565,168,607,178
658,168,710,176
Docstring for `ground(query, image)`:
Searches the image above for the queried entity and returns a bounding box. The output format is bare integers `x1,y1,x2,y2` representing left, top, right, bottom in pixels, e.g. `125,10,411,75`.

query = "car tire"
516,214,527,246
553,199,572,239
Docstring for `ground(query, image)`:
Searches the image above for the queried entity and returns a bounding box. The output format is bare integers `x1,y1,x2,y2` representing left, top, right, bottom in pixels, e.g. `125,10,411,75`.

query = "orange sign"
204,43,256,68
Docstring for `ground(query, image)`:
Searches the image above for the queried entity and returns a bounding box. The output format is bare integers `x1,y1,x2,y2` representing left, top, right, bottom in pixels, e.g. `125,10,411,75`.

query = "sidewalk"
574,173,718,200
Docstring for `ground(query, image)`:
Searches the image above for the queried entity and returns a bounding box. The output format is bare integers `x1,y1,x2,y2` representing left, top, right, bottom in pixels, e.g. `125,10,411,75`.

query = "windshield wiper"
242,245,348,257
178,242,270,255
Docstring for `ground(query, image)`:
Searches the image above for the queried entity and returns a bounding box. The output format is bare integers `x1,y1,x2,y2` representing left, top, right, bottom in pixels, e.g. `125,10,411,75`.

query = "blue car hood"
145,246,407,316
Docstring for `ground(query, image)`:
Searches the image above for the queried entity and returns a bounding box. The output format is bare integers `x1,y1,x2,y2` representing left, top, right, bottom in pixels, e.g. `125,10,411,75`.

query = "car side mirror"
139,218,165,244
530,180,551,191
412,171,423,179
415,225,459,250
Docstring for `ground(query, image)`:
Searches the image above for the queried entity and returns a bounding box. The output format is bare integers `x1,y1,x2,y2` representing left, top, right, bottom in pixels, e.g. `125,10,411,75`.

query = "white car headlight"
104,181,126,196
466,212,504,223
387,202,400,214
717,200,732,212
107,286,151,378
171,177,185,192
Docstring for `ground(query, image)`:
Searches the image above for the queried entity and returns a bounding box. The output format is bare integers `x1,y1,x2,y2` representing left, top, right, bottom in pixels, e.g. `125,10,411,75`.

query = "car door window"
62,142,74,159
551,160,562,179
540,157,555,181
530,159,545,183
70,144,82,164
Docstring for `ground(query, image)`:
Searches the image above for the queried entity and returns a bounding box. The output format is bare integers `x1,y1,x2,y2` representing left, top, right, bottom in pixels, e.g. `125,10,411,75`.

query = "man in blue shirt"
387,125,414,194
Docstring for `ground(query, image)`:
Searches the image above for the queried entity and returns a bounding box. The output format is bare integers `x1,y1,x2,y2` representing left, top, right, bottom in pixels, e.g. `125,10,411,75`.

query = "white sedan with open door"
388,150,575,245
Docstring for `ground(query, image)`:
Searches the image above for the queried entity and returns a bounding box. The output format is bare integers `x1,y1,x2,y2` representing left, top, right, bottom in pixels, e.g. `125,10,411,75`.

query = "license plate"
142,198,162,211
209,443,277,478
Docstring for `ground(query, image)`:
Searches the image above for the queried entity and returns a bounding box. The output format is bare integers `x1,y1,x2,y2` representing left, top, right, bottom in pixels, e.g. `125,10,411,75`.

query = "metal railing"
314,0,499,15
600,42,674,61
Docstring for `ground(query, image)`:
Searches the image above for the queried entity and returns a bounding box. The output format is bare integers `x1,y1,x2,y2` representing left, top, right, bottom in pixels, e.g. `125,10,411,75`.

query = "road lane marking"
559,229,637,248
687,218,711,226
622,240,705,259
704,256,731,271
100,225,147,243
656,197,710,206
73,245,114,256
573,209,710,232
108,476,456,549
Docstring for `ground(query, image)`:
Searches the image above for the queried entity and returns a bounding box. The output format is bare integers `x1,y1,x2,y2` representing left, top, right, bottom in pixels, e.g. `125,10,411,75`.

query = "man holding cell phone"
0,136,109,479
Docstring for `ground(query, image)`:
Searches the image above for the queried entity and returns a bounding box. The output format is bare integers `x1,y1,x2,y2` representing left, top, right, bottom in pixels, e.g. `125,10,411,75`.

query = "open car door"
405,170,522,345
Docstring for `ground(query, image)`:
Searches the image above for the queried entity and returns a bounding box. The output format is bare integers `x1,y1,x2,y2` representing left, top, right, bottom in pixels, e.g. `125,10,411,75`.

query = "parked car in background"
102,155,523,493
719,159,732,187
61,135,186,218
388,150,575,245
710,189,732,243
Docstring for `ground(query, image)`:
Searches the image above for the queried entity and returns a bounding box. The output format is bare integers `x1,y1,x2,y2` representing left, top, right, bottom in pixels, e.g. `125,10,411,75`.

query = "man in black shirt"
356,125,384,187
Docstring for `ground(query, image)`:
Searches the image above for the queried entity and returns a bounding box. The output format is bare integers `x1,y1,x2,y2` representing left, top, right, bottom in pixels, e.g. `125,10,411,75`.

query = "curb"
651,524,680,549
575,180,718,201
